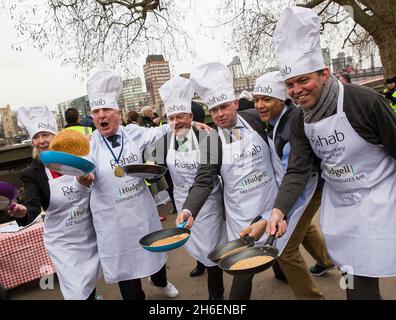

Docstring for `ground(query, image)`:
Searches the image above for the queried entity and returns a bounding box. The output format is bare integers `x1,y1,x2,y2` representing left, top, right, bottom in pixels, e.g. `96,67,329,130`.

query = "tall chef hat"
272,7,325,80
159,76,194,117
252,71,287,101
239,90,253,101
16,105,58,139
190,62,236,110
87,66,123,111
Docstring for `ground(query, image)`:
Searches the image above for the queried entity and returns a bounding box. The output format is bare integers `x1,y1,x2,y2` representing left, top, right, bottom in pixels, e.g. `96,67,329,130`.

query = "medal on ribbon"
102,133,125,177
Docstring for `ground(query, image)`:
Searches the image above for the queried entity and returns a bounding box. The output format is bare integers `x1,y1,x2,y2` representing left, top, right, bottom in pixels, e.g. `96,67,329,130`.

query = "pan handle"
176,220,187,228
264,225,279,246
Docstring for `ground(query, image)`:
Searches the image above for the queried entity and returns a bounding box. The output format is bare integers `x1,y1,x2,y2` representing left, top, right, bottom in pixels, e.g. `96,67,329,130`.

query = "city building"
322,48,331,69
57,96,90,128
0,105,17,138
143,55,171,116
118,77,152,114
227,56,245,79
332,51,355,74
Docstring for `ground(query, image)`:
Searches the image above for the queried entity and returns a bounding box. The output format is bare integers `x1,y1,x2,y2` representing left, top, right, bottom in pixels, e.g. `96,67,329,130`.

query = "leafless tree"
220,0,395,78
3,0,193,75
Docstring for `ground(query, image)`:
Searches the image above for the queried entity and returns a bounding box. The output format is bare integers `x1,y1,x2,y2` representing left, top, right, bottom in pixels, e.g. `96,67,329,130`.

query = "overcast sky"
0,2,237,112
0,1,381,113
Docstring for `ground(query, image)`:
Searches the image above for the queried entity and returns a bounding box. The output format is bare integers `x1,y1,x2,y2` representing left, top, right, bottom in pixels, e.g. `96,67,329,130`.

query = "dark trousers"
207,265,224,299
87,288,96,300
229,274,254,300
346,275,382,300
118,265,167,300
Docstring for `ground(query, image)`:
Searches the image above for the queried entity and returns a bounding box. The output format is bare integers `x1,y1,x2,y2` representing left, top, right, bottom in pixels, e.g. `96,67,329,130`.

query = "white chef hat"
273,7,325,80
239,90,253,101
159,76,194,117
190,62,236,110
16,105,58,139
252,71,287,101
87,66,123,111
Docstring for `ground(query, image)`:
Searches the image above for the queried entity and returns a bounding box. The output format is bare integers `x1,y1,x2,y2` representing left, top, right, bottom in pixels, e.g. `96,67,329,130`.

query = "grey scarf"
302,74,339,123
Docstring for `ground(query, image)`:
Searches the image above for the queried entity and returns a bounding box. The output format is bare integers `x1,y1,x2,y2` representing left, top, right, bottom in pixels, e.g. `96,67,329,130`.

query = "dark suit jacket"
182,109,268,218
16,159,49,225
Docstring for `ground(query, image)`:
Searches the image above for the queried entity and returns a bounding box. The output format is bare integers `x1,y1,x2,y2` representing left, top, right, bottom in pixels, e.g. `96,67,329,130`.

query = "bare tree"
221,0,395,78
3,0,193,75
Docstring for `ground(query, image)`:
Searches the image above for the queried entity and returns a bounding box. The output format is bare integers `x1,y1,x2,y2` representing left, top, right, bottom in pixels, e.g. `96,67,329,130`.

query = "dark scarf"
302,74,339,123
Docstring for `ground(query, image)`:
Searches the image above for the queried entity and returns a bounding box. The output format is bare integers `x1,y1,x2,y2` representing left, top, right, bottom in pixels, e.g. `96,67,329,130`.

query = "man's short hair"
385,76,396,84
341,73,351,83
65,108,80,123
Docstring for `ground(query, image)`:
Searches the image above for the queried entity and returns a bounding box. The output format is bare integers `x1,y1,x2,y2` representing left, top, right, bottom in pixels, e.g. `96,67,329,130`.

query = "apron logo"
207,93,227,106
61,185,80,196
232,144,262,162
70,207,89,219
240,170,268,188
174,159,199,170
324,164,355,178
118,181,144,197
110,152,138,168
311,130,345,147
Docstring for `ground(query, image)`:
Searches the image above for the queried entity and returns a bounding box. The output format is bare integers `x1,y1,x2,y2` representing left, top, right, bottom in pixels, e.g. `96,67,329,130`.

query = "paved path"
7,202,396,300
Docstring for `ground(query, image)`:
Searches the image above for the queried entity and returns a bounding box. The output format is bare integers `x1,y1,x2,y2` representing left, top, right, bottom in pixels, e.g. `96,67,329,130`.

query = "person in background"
238,90,255,111
383,76,396,113
141,106,161,127
267,6,396,300
80,114,96,131
126,110,141,125
338,73,351,84
64,107,92,135
9,106,101,300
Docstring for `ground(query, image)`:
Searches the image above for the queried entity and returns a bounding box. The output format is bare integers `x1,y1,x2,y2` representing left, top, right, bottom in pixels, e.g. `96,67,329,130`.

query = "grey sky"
0,1,235,112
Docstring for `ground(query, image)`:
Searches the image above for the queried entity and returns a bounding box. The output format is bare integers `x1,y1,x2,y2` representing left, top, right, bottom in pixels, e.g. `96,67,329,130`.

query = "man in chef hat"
267,6,396,300
159,76,227,300
76,66,180,300
176,62,285,299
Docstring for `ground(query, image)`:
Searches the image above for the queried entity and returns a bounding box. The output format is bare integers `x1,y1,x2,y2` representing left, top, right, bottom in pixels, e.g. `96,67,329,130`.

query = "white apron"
90,127,166,283
167,129,227,267
304,81,396,277
44,169,101,299
268,107,318,255
219,115,278,241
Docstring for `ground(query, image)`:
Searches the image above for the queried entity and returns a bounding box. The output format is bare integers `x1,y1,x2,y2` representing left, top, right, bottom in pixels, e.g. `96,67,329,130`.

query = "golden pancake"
229,255,274,270
150,233,189,247
50,129,90,156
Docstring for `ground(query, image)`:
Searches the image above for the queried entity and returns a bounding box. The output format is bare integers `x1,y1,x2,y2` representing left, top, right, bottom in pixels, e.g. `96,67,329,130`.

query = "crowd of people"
4,6,396,300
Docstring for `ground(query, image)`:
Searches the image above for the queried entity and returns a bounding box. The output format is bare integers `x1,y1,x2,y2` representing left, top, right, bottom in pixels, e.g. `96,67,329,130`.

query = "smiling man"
175,62,285,300
267,7,396,300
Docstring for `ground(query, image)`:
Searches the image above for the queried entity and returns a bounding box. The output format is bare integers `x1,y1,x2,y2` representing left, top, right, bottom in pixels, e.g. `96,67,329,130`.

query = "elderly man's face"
285,69,330,110
92,108,121,137
167,113,193,137
209,100,238,129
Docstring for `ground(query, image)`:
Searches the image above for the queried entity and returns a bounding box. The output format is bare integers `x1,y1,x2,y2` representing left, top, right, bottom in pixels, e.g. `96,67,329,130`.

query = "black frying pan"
218,234,279,276
207,215,263,263
139,221,191,252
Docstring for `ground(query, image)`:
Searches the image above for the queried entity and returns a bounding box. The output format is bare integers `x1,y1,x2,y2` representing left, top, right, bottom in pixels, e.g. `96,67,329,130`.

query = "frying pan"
207,215,263,263
123,164,167,180
40,151,95,176
218,234,279,276
139,221,191,252
207,236,256,263
0,181,18,210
